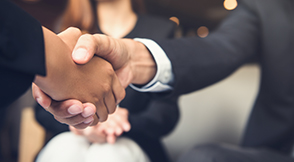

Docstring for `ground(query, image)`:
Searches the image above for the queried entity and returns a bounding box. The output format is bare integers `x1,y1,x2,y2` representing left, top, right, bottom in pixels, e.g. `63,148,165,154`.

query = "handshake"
33,27,156,129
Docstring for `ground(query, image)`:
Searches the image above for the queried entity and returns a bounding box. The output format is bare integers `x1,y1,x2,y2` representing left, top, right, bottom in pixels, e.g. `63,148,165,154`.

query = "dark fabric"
35,14,179,162
177,143,294,162
0,0,45,161
0,0,45,110
156,0,294,158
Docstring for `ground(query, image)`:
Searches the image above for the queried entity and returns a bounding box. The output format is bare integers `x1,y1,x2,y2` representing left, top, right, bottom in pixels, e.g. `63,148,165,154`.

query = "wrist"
124,39,156,85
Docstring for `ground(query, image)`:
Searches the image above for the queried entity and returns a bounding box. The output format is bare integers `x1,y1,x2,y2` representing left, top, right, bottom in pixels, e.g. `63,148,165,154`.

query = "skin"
96,0,137,38
33,27,126,128
33,33,155,129
70,107,131,144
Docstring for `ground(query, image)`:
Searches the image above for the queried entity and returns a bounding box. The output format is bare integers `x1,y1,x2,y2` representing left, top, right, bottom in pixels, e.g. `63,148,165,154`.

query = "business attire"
0,0,45,160
0,0,45,110
146,0,294,161
35,14,179,162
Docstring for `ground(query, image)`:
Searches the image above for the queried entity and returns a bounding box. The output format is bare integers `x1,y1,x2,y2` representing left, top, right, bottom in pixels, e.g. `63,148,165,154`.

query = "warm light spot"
169,17,180,26
223,0,238,10
197,26,209,38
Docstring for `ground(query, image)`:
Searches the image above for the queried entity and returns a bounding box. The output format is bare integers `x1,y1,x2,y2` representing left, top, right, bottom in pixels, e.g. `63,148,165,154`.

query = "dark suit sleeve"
157,1,260,96
0,0,45,76
0,0,45,108
126,96,179,139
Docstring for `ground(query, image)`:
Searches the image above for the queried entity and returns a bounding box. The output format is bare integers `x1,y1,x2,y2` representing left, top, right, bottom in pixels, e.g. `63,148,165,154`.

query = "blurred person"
35,0,179,162
35,0,294,161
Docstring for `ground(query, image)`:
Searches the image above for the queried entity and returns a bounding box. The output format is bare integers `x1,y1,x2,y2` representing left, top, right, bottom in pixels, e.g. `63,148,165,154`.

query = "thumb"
72,34,96,64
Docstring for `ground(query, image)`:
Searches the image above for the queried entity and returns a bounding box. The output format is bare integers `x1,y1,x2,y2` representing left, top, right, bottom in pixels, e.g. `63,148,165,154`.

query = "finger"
122,122,131,132
72,119,94,129
69,126,84,135
82,102,99,126
72,34,97,64
48,100,84,118
114,127,123,136
58,27,82,51
54,114,93,126
112,116,129,134
112,74,126,105
84,127,107,143
95,99,109,122
106,134,117,144
32,83,51,109
113,108,131,132
104,90,117,115
105,125,115,136
88,134,107,144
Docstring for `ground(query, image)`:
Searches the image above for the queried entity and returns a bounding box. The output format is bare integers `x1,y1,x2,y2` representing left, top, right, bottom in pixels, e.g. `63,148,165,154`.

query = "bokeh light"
224,0,238,10
169,17,180,26
197,26,209,38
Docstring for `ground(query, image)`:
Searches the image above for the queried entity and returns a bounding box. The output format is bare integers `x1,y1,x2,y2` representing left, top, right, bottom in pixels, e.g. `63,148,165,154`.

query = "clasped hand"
33,27,128,129
33,27,154,129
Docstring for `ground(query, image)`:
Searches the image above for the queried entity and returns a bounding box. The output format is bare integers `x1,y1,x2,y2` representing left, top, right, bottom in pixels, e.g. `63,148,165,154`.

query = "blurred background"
1,0,259,162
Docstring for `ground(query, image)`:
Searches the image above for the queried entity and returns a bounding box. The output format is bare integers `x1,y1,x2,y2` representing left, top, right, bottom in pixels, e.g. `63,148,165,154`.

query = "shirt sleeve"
129,38,174,92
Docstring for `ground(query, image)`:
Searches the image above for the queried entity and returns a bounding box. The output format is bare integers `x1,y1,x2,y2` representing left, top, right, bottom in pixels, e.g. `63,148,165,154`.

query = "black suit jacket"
157,0,294,155
0,1,45,160
0,0,45,110
35,14,179,162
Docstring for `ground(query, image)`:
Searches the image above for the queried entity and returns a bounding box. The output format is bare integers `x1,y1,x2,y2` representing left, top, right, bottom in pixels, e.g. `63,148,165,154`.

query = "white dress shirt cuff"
129,38,173,92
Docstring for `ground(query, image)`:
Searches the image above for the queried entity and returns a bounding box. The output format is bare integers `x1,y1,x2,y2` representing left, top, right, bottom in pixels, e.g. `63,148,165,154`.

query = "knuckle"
103,83,111,93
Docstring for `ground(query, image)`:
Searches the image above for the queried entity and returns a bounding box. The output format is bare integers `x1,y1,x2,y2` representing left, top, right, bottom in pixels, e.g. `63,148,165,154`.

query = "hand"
97,107,131,144
71,34,157,87
70,125,107,144
33,27,125,128
33,83,98,129
69,107,131,144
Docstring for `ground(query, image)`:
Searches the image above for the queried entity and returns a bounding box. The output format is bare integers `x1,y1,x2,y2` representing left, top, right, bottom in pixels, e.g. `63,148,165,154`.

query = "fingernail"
73,48,88,61
81,107,95,118
84,116,94,124
68,105,83,115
